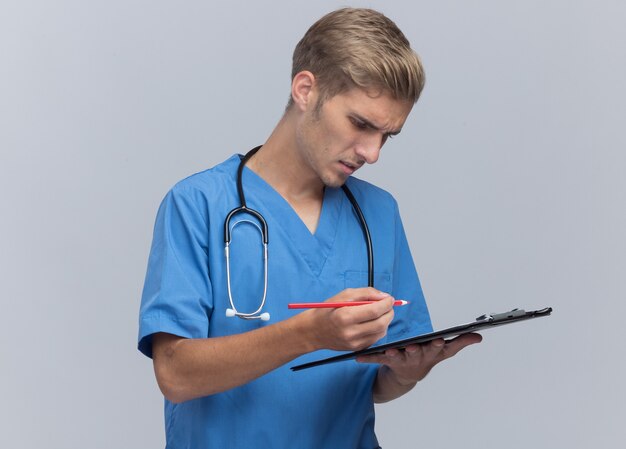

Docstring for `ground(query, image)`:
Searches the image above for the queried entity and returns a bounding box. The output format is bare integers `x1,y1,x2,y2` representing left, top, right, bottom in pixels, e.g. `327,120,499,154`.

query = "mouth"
339,160,360,175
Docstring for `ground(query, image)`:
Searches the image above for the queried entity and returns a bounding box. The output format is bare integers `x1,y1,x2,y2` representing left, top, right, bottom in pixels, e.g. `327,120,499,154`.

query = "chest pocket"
343,270,392,294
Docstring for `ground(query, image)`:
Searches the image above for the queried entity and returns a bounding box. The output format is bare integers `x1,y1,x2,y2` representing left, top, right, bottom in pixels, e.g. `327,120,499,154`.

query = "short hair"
289,8,425,109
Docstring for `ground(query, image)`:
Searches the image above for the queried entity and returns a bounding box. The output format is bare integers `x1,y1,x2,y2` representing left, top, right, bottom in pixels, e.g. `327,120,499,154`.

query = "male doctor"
139,7,481,448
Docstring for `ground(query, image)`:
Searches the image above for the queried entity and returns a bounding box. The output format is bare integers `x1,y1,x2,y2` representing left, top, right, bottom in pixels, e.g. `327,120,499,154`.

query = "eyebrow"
353,113,403,136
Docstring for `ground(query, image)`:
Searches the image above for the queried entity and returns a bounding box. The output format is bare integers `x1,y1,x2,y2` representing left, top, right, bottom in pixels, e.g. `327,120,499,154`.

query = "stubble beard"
295,117,345,189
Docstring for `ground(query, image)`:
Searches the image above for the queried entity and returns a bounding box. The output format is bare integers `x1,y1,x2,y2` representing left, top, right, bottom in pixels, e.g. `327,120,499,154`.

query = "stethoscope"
224,146,374,321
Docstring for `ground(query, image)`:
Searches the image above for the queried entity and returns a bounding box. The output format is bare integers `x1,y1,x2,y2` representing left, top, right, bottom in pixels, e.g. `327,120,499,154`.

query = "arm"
358,333,483,403
153,289,395,403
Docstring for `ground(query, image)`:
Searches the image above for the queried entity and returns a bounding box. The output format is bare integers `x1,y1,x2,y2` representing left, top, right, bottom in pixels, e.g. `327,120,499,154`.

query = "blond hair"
289,8,425,108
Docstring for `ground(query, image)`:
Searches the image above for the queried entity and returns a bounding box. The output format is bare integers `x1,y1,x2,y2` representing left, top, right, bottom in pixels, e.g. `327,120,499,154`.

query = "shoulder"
344,176,399,213
154,154,241,221
171,154,240,195
160,154,241,209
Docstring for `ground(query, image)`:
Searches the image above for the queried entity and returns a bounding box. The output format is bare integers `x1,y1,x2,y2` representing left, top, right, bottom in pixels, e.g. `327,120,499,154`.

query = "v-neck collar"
240,164,344,278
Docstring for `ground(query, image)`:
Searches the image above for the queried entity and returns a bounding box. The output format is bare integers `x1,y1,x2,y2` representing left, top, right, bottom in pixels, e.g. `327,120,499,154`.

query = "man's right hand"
300,287,396,352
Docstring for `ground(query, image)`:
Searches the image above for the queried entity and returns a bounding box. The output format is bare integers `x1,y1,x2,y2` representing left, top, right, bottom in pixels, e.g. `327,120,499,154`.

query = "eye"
350,117,368,130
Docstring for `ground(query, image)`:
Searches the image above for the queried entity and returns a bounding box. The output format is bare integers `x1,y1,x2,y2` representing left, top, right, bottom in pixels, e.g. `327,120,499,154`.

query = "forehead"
325,87,413,130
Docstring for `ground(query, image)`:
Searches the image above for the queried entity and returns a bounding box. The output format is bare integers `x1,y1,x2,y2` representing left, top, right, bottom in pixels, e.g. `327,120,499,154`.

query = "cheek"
324,119,359,150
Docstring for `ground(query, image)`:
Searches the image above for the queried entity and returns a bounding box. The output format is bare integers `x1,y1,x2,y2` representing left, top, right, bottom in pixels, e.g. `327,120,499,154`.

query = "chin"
317,165,351,188
322,175,348,188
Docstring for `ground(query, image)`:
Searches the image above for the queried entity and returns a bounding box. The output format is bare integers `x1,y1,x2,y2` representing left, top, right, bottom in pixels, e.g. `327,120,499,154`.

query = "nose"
354,138,382,164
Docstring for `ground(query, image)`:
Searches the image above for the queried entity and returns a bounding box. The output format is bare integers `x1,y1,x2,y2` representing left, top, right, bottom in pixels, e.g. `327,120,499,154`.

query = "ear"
290,71,317,111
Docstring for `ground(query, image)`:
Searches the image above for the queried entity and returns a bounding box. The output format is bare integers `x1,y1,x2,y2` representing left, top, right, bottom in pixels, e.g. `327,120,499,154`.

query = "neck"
247,113,324,204
246,112,325,234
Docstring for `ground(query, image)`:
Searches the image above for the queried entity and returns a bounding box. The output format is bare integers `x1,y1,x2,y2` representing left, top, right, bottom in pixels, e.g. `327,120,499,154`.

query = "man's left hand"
356,333,482,402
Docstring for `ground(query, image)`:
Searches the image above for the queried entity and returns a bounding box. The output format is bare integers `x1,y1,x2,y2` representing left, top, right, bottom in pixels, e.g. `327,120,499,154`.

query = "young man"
138,7,480,448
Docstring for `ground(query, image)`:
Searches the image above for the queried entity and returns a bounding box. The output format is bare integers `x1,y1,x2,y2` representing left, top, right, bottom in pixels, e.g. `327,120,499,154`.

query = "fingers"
357,334,482,370
327,292,394,331
332,287,391,303
308,288,398,352
339,295,395,323
403,334,481,361
356,352,390,365
313,293,395,352
441,333,482,359
335,306,394,351
358,340,443,365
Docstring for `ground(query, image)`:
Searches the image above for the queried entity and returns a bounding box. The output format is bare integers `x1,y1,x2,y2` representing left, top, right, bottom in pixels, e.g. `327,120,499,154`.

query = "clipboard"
291,307,552,371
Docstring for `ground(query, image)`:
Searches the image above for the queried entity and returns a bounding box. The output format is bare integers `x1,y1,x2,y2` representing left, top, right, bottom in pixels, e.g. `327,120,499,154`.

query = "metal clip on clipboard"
476,308,527,322
291,307,553,371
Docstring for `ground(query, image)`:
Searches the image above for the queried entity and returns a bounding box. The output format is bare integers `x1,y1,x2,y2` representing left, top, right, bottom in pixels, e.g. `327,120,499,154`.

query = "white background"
1,1,623,448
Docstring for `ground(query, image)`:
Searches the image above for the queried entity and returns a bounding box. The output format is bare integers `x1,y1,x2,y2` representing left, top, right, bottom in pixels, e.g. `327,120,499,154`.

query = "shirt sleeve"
138,185,213,358
387,199,433,339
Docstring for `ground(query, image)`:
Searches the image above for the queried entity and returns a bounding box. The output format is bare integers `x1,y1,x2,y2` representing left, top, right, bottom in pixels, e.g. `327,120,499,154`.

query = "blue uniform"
138,154,432,448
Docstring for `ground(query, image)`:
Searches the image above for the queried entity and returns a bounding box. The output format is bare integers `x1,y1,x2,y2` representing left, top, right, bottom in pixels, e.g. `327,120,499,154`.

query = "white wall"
1,1,623,447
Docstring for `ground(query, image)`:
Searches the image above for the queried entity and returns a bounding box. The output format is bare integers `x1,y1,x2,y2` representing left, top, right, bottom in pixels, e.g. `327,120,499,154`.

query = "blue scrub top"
139,154,432,449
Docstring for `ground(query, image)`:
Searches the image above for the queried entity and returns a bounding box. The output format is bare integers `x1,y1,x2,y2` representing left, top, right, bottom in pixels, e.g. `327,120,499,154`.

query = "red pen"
288,300,409,309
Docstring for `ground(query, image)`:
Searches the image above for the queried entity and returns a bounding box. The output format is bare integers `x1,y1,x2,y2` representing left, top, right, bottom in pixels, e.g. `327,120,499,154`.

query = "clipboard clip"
476,308,526,323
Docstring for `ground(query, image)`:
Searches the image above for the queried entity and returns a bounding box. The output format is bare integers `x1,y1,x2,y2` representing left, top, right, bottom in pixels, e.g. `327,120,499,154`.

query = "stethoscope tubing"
340,184,374,288
224,146,374,321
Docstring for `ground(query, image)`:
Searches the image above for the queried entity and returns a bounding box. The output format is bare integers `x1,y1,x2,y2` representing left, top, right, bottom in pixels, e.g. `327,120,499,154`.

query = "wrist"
282,310,321,354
